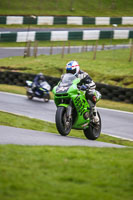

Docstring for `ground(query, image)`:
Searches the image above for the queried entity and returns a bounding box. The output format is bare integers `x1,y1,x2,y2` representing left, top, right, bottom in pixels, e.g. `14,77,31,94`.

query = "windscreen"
40,81,51,91
59,73,76,86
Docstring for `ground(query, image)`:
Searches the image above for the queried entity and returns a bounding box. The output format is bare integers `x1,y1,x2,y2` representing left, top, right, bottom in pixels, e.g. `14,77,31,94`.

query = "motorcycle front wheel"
26,91,33,100
56,106,72,136
83,112,101,140
44,93,50,102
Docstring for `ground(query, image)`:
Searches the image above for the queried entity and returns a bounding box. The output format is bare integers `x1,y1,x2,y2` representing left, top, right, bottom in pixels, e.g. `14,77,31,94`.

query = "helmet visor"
66,68,76,74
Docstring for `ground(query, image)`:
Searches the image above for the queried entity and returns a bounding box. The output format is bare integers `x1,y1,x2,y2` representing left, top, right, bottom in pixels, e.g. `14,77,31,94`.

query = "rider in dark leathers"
32,73,46,92
65,60,101,123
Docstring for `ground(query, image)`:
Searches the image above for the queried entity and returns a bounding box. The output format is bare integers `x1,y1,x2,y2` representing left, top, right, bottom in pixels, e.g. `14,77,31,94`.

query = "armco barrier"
0,71,133,104
0,16,133,25
0,30,133,42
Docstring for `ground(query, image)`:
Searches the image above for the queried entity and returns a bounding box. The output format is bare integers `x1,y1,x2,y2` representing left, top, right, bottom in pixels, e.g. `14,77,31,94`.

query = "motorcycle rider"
32,72,46,92
65,60,101,123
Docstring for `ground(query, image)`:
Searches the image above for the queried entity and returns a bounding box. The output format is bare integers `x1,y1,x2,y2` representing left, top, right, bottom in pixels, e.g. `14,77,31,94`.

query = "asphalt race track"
0,92,133,142
0,45,130,58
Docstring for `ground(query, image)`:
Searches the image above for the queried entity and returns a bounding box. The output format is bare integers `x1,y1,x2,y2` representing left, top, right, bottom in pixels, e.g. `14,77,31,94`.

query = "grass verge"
0,110,133,147
0,24,133,29
0,84,26,95
0,145,133,200
0,0,133,16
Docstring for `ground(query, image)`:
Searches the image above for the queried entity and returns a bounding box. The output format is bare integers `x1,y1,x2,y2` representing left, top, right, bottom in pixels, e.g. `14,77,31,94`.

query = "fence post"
67,41,70,54
24,48,27,58
27,41,31,57
93,40,98,60
50,43,53,55
24,40,31,57
33,40,38,58
61,42,65,58
128,39,133,62
82,46,85,52
70,0,75,11
102,43,104,50
85,42,88,52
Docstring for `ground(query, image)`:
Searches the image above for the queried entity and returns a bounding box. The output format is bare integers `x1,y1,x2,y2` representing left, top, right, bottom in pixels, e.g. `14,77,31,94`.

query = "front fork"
66,105,72,118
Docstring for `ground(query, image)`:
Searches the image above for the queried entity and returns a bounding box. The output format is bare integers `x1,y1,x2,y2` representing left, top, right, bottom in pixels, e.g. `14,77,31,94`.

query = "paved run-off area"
0,125,125,148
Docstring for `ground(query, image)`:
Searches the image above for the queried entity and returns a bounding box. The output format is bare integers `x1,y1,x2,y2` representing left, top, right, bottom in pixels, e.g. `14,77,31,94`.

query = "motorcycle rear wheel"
83,112,101,140
56,106,72,136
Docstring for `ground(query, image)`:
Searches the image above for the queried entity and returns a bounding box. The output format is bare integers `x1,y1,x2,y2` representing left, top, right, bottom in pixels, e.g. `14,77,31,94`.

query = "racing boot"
92,106,99,124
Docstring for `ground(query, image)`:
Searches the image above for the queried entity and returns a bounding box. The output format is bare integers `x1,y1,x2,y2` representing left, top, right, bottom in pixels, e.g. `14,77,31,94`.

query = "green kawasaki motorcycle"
52,73,101,140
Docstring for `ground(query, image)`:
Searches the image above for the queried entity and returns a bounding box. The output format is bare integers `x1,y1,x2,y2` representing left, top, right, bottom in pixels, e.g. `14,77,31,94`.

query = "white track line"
102,132,133,142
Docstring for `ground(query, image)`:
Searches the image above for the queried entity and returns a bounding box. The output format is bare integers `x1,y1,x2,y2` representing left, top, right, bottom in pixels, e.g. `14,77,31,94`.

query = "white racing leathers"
77,70,101,123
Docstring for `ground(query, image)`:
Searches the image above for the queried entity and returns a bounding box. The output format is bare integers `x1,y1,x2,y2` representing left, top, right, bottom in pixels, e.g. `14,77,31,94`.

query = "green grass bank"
0,0,133,16
0,48,133,88
0,145,133,200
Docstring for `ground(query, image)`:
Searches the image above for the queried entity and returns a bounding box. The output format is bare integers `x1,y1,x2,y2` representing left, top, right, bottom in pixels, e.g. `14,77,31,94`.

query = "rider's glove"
80,85,87,90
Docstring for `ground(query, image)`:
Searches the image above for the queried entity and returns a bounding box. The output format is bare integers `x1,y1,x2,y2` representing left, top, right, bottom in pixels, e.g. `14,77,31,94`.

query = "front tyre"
56,106,72,136
26,91,33,100
83,112,101,140
44,93,50,102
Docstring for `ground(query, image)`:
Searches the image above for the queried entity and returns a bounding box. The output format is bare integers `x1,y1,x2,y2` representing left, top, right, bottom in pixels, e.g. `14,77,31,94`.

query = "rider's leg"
92,105,99,123
86,90,100,123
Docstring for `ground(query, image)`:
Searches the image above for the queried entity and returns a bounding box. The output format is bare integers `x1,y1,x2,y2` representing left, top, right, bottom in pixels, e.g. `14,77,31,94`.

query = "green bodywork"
53,76,91,130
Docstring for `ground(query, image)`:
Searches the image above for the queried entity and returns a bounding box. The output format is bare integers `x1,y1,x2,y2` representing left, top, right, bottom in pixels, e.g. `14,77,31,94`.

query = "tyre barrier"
0,71,60,88
96,82,133,104
0,71,133,104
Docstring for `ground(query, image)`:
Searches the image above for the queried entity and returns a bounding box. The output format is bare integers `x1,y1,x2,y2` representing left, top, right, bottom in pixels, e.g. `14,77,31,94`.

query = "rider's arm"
81,74,96,90
87,80,96,90
33,75,39,85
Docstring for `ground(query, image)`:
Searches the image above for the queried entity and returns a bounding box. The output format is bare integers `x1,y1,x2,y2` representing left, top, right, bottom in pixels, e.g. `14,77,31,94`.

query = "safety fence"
0,30,133,42
0,16,133,25
0,71,132,104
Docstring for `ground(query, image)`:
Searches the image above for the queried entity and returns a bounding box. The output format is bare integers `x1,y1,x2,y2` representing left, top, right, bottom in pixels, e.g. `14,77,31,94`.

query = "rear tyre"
83,112,101,140
56,107,72,136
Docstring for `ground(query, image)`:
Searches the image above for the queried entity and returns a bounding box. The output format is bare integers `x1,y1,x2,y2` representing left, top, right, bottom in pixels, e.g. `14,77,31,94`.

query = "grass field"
0,48,133,88
1,145,133,200
0,0,133,16
0,145,133,200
